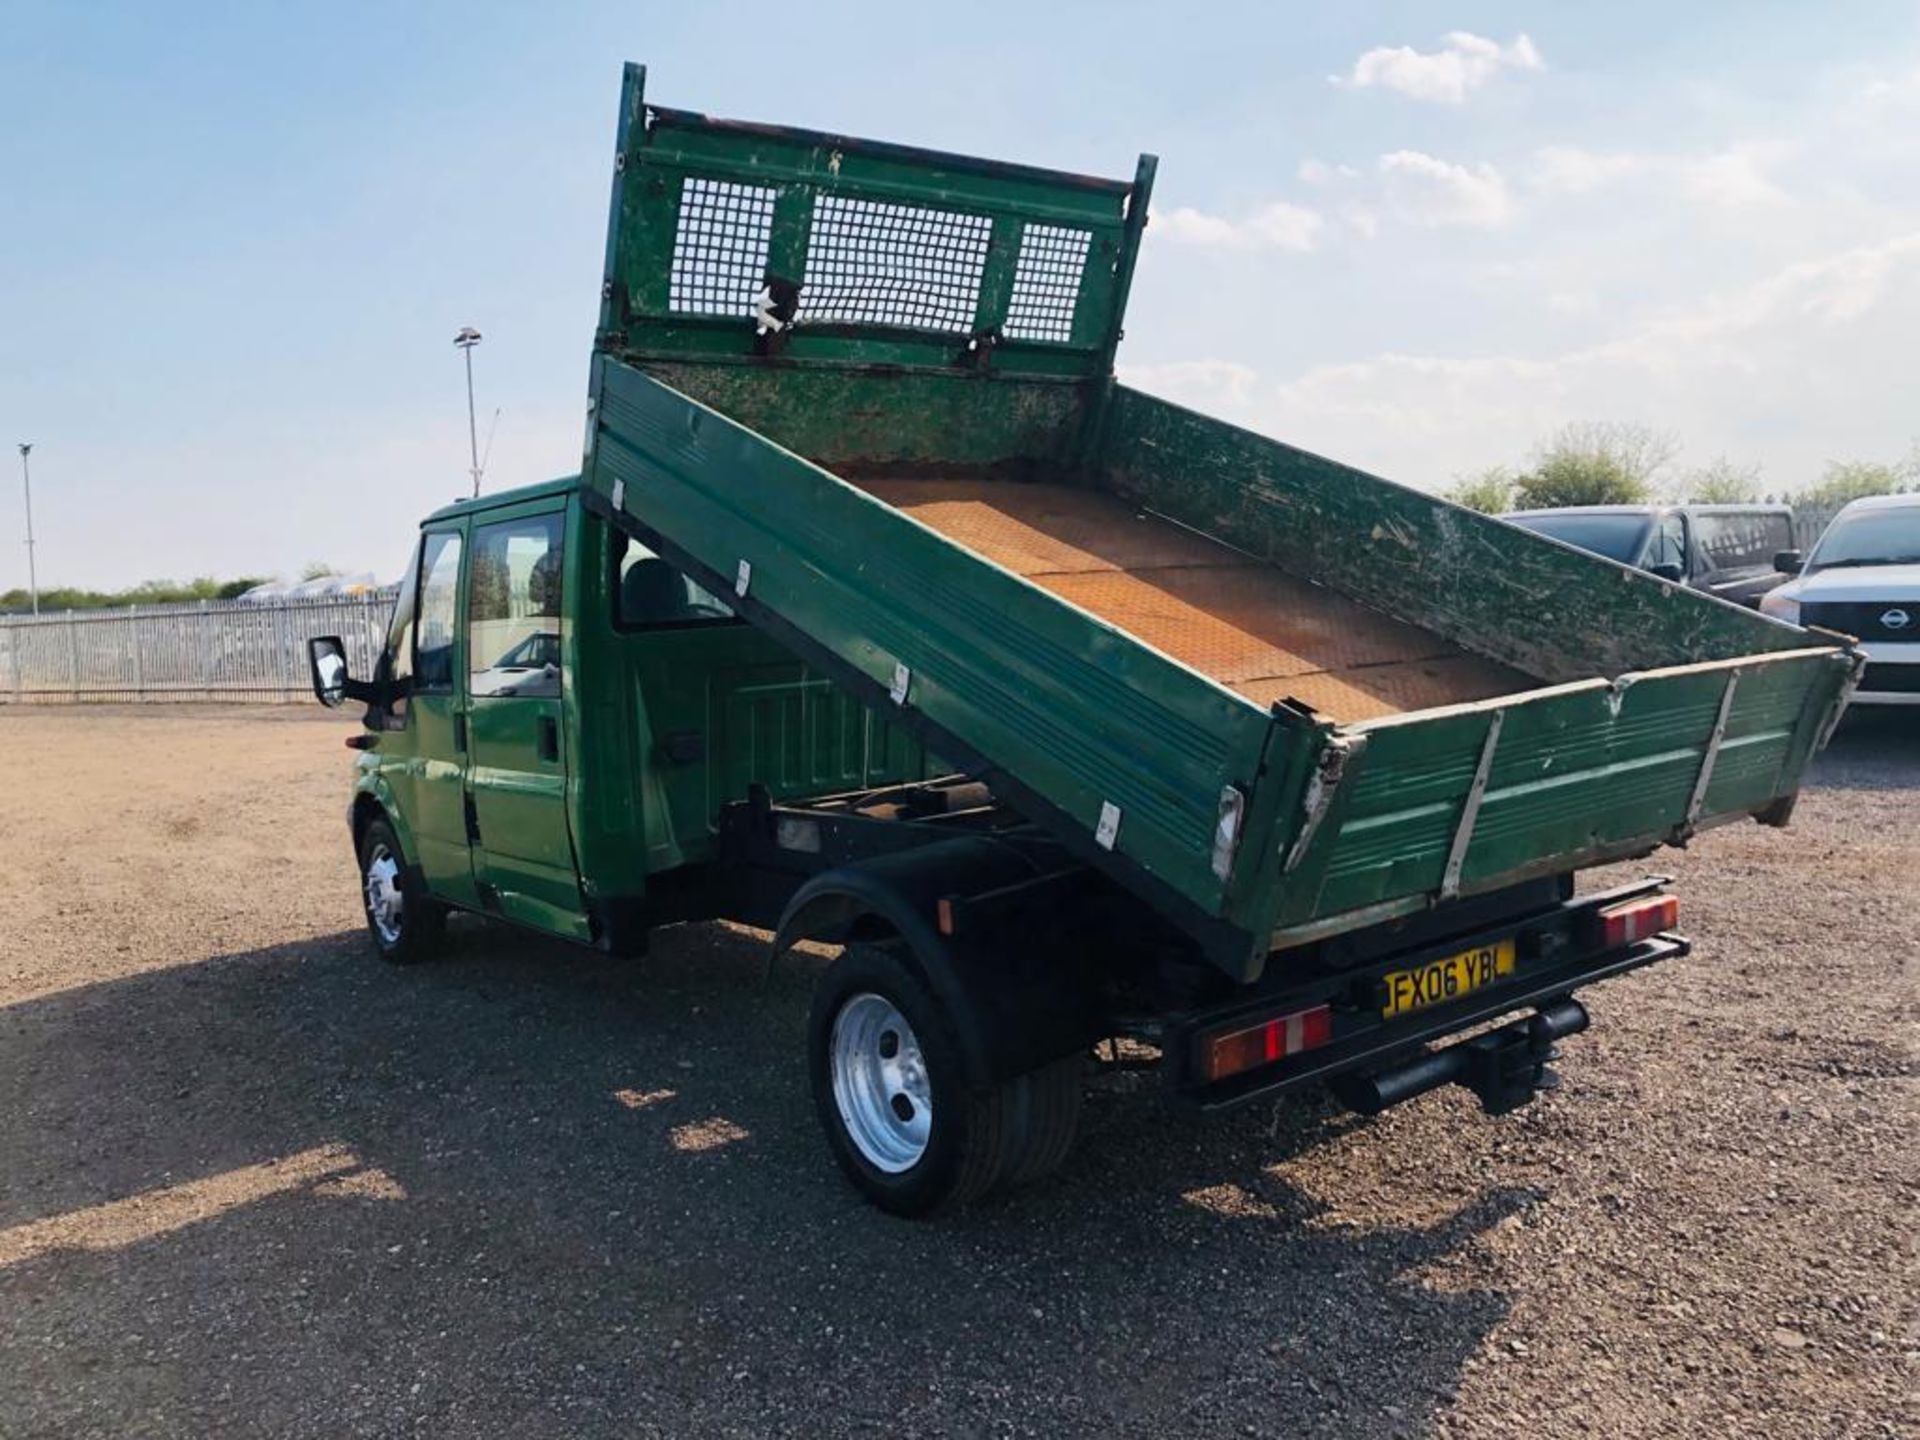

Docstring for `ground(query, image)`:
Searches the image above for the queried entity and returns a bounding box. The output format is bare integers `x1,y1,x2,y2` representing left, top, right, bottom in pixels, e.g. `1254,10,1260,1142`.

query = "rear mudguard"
772,837,1103,1086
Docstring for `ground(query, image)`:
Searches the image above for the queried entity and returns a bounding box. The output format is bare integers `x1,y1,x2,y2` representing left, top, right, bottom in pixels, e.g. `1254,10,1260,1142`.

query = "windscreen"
1506,513,1651,564
1810,508,1920,568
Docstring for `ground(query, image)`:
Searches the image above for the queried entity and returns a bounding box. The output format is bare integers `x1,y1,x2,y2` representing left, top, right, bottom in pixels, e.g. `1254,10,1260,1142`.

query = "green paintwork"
352,478,927,941
350,68,1855,982
597,64,1146,382
578,67,1858,979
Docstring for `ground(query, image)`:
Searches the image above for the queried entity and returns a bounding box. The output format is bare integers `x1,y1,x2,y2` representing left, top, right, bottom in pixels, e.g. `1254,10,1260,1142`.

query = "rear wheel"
807,941,1083,1216
357,817,445,964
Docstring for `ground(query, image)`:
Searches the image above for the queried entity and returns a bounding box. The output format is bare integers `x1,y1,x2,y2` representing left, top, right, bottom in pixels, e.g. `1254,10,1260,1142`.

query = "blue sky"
3,2,1918,589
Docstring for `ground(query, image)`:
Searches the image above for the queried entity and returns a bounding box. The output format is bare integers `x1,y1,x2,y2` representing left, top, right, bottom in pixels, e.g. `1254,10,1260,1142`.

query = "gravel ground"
0,704,1913,1439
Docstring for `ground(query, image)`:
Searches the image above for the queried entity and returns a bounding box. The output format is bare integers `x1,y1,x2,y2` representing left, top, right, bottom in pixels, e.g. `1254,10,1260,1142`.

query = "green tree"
1511,421,1677,508
1681,456,1763,504
299,560,337,582
1445,466,1515,514
0,575,276,613
1801,457,1912,507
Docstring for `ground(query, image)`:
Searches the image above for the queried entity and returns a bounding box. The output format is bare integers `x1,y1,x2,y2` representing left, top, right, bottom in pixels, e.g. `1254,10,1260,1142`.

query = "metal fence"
0,590,398,704
0,495,1886,706
1792,501,1844,551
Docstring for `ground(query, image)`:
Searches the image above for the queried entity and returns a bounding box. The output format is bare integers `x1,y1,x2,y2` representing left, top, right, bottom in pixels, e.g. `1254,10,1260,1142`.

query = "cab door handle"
538,715,559,763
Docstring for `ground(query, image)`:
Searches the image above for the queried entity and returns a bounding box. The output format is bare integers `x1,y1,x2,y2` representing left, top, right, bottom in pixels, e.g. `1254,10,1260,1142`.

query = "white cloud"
1156,202,1325,252
1531,146,1649,196
1531,144,1791,208
1336,32,1543,104
1378,151,1517,228
1677,148,1790,208
1120,359,1262,412
1122,232,1920,491
1297,158,1361,186
1863,64,1920,102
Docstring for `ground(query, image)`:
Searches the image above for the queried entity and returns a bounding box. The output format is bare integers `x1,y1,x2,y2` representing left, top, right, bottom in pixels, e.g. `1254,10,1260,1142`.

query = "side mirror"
308,636,350,708
1773,549,1804,575
1648,562,1685,583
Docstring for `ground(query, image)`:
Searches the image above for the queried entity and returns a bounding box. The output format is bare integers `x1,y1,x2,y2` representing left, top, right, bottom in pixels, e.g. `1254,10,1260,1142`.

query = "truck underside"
608,770,1689,1130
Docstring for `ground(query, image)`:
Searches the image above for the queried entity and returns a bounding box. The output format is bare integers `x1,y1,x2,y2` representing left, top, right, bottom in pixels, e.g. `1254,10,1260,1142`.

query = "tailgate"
1267,646,1858,943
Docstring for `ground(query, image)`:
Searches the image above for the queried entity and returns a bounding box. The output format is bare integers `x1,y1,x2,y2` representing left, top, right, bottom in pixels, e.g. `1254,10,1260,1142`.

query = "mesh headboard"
596,64,1155,380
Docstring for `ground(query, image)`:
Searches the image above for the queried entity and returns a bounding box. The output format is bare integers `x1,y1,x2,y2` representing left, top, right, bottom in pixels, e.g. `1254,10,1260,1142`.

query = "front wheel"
807,942,1083,1216
357,817,446,965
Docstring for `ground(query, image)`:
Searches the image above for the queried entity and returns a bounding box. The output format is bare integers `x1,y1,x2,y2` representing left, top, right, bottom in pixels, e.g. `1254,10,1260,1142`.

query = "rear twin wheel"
807,942,1083,1216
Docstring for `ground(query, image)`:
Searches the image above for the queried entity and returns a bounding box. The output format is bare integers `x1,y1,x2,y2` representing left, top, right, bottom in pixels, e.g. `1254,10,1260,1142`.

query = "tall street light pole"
17,443,37,615
454,327,483,498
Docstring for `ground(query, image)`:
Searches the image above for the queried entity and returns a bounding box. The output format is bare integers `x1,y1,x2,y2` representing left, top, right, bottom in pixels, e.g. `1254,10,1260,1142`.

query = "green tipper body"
568,65,1858,980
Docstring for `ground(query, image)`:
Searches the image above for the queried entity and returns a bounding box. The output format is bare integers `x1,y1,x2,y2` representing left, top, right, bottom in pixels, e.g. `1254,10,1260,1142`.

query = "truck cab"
1502,504,1799,608
328,477,925,953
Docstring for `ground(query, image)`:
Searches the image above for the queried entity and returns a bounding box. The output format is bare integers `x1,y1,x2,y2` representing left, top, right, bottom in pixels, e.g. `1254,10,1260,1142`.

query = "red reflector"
344,734,375,750
1197,1005,1332,1083
1598,894,1679,948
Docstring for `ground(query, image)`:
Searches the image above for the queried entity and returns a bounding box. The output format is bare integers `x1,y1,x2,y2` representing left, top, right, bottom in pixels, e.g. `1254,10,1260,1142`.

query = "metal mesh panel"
668,178,776,317
798,195,991,333
1004,225,1093,342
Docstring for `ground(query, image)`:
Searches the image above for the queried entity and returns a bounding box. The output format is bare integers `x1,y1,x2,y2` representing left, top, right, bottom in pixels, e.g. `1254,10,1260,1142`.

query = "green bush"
1445,467,1515,514
1510,422,1676,509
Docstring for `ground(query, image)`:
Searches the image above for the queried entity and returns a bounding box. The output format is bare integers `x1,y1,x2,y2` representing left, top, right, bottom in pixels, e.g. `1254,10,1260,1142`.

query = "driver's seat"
621,557,693,625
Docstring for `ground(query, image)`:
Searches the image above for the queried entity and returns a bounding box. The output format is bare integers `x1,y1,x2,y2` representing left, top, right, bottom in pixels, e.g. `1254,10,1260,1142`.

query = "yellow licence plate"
1382,939,1516,1018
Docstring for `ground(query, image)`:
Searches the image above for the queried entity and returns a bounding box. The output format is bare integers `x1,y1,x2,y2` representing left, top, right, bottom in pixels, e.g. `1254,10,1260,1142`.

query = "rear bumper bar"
1176,931,1688,1114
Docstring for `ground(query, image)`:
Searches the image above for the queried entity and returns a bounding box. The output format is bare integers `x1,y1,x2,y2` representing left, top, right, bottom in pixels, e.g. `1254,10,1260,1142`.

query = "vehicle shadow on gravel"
1810,707,1919,788
2,921,1530,1438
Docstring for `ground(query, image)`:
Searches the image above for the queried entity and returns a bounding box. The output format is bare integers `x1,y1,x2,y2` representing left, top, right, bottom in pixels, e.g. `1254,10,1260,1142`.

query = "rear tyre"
357,817,446,965
807,941,1083,1216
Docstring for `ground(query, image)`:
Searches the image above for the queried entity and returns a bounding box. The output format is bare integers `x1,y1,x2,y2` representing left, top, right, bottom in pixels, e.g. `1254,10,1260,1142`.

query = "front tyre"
807,942,1083,1217
357,817,446,965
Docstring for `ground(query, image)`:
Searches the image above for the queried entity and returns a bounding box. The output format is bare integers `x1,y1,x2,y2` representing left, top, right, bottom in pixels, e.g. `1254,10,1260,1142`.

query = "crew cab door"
395,524,482,910
462,503,589,938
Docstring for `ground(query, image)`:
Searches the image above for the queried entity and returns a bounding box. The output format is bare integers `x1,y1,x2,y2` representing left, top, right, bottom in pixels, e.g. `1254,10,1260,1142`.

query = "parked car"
1761,493,1920,706
1503,504,1798,607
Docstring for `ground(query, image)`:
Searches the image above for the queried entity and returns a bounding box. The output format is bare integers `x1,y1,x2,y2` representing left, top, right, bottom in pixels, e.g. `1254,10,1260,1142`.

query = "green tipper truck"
308,66,1860,1215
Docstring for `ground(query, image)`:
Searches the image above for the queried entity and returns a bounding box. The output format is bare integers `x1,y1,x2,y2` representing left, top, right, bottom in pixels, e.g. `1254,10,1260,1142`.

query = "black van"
1502,505,1797,608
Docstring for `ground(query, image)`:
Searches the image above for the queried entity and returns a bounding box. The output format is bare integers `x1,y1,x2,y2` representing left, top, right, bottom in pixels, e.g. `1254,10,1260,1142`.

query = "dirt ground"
0,704,1913,1439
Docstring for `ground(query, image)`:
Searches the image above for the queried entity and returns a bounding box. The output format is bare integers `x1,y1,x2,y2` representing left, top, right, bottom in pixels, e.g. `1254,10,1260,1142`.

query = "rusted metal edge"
1812,647,1868,753
643,103,1138,197
1345,645,1847,734
1281,732,1366,874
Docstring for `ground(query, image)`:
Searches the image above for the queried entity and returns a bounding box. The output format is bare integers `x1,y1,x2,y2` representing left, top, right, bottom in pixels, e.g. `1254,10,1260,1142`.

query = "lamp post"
454,327,483,497
17,443,36,615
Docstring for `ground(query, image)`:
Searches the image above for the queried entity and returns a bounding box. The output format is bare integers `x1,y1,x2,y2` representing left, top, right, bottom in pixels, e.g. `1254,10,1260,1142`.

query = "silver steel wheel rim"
829,991,933,1174
364,843,404,945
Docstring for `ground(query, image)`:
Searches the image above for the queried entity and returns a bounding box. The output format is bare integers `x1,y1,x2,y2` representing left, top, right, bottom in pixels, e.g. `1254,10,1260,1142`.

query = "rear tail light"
1196,1005,1332,1084
1597,893,1679,948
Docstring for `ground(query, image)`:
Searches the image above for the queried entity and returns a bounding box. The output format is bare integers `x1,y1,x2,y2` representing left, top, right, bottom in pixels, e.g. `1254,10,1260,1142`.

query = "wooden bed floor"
850,475,1529,723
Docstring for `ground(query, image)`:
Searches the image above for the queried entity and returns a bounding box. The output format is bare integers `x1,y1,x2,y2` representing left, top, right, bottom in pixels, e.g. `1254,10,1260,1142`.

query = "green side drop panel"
587,358,1276,948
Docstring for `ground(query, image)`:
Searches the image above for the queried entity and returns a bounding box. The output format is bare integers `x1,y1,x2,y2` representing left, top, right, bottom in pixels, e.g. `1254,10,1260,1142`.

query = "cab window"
469,514,564,699
614,533,738,629
1694,512,1791,576
376,538,424,722
414,530,463,692
1646,515,1687,573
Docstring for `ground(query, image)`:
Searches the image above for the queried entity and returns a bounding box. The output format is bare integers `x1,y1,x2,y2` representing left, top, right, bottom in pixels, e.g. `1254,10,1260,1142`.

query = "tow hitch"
1333,999,1590,1117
